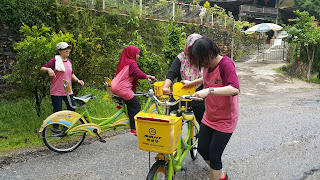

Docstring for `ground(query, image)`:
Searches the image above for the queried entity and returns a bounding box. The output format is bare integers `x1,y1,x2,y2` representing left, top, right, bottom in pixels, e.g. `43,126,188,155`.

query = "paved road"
1,58,320,180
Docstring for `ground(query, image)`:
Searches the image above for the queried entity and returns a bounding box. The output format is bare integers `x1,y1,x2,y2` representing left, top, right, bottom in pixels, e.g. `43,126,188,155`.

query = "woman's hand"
181,80,193,89
77,80,84,86
147,75,156,81
47,68,56,78
162,87,171,95
192,88,210,98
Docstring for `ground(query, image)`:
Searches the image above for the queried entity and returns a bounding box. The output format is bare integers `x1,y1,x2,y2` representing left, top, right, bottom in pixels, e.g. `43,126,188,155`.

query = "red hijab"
115,45,140,76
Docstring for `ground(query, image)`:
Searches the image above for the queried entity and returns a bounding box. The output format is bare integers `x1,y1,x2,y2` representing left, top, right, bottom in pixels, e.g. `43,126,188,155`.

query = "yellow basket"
153,81,164,97
135,112,182,154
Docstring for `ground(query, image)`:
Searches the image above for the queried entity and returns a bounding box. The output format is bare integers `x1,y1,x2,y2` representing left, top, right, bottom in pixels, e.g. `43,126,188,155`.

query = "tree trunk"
34,87,41,117
306,45,315,81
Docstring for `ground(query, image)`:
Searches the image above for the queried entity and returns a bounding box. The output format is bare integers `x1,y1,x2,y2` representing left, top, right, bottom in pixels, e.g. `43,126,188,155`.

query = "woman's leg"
198,123,232,180
62,95,75,111
190,100,205,124
125,96,141,130
51,95,63,113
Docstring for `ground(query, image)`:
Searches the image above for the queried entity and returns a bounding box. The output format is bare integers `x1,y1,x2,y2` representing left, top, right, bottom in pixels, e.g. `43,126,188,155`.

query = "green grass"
0,87,128,156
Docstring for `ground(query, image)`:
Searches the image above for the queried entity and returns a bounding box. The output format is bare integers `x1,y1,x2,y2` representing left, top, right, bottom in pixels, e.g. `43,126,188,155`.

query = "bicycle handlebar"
134,89,203,107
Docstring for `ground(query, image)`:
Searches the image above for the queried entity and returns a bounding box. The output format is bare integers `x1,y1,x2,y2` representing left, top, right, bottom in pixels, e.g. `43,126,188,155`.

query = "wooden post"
173,1,175,21
140,0,142,17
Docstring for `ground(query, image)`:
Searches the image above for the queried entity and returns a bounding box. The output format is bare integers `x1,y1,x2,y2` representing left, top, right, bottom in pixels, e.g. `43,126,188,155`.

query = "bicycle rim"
146,160,173,180
42,120,86,153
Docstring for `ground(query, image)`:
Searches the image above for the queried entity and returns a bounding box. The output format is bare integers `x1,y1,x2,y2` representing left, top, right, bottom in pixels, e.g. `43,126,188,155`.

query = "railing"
64,0,235,30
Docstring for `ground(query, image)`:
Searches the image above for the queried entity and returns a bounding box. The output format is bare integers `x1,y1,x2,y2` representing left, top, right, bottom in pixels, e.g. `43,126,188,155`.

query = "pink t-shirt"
43,58,74,96
202,56,240,133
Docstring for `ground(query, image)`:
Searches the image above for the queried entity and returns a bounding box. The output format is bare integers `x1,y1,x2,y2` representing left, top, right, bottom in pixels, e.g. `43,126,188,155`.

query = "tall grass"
0,87,126,156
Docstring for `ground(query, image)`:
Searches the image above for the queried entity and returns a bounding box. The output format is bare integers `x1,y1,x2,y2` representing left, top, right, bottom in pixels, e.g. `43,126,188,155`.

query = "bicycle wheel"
190,125,198,160
146,160,173,180
42,119,86,153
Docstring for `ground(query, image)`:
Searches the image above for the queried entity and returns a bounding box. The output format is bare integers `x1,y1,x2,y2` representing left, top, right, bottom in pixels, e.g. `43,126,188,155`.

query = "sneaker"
220,172,230,180
130,129,137,136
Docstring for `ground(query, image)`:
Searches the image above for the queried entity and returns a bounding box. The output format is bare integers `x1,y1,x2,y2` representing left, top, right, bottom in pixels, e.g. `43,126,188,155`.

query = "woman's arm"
40,67,56,78
192,85,239,98
181,77,203,88
72,74,84,86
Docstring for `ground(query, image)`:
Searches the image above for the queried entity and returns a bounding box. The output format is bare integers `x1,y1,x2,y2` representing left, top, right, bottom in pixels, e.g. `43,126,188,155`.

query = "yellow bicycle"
39,78,162,153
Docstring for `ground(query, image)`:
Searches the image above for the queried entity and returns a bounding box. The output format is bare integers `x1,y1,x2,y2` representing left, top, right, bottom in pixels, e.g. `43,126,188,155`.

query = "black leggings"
198,123,232,170
125,96,141,130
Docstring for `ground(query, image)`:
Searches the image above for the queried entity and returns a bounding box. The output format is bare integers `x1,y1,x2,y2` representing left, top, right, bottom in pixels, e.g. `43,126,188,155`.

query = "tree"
284,10,320,80
9,24,75,116
162,21,185,66
294,0,320,14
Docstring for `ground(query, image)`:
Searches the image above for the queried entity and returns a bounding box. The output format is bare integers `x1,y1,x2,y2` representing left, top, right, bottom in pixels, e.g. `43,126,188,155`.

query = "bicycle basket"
134,112,182,154
154,81,169,99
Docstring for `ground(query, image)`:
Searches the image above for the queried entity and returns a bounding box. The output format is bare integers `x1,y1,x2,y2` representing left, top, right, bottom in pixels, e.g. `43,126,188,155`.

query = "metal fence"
256,38,287,62
65,0,235,30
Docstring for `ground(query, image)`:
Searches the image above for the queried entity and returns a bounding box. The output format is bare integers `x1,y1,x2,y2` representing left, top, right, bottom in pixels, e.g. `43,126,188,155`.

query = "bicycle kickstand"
93,129,106,143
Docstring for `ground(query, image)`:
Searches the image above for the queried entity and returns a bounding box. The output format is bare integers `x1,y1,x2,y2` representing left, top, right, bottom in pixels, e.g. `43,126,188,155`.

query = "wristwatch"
209,87,214,95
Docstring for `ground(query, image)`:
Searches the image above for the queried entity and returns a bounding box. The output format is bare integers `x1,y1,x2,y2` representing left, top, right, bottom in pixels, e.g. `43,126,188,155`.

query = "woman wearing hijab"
40,42,84,114
111,45,155,135
162,34,205,124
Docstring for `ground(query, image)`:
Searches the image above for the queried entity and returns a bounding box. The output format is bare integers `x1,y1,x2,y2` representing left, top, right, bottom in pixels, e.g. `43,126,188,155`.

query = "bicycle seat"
63,80,93,109
74,94,93,103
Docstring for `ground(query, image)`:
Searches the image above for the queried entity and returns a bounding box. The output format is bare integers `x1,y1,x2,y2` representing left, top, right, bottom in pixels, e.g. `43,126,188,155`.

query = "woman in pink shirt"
40,42,84,115
111,46,155,135
189,37,240,180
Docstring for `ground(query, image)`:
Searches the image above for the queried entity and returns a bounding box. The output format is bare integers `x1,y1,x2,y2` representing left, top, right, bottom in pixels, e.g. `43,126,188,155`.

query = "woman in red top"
111,46,155,135
189,37,240,180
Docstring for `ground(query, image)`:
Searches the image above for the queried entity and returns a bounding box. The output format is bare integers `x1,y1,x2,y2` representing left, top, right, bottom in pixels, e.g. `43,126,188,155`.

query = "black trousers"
198,123,232,170
125,96,141,130
51,95,75,113
51,95,75,129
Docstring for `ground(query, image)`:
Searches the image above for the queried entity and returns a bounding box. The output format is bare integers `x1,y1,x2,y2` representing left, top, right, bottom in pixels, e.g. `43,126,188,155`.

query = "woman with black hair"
189,37,240,180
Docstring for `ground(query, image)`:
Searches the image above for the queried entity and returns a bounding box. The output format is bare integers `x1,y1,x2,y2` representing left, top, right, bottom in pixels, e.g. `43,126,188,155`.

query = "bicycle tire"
190,125,198,160
146,160,173,180
42,119,86,153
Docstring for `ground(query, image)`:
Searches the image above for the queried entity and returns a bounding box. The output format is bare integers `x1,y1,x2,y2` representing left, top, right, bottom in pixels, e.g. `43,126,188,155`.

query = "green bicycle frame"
166,120,199,179
64,95,162,135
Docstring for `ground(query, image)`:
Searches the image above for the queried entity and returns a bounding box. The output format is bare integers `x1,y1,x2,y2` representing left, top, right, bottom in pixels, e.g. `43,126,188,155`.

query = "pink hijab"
115,45,140,76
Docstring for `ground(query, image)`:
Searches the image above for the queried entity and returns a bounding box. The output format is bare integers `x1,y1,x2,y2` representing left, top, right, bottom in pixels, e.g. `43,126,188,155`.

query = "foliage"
234,20,255,33
284,10,320,80
162,21,185,66
125,30,166,93
294,0,320,14
0,0,57,32
9,24,74,116
10,24,101,116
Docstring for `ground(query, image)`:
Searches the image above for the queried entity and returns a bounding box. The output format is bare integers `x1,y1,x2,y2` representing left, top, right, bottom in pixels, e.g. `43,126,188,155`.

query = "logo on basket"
149,128,156,135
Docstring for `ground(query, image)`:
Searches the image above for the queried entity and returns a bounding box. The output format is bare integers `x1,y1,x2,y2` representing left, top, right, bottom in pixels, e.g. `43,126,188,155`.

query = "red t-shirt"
202,56,240,133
